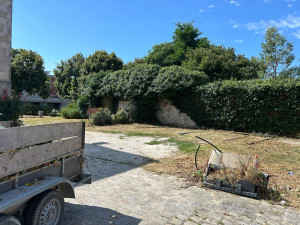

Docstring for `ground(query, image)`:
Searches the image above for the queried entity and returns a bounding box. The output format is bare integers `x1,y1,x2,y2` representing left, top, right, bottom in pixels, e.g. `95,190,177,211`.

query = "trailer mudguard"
0,176,74,214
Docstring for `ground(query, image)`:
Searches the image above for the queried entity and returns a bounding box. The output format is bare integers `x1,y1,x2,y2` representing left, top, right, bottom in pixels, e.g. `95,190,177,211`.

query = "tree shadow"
83,143,157,182
63,202,142,225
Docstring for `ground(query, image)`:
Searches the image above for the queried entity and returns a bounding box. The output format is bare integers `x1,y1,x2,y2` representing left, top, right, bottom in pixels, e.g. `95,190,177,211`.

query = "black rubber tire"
0,214,21,225
24,190,64,225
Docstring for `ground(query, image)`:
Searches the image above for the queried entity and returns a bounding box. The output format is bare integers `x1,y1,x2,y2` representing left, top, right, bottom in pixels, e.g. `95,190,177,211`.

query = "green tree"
260,26,295,78
54,53,85,100
144,22,210,67
145,42,177,67
11,48,50,98
80,50,123,76
279,65,300,79
182,45,259,81
172,21,210,63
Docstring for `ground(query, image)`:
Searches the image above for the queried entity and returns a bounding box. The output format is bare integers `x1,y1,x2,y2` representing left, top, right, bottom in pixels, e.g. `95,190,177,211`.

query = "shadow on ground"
63,202,142,225
84,143,157,182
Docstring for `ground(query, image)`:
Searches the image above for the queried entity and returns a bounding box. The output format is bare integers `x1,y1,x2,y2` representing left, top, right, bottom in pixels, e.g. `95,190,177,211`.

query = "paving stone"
183,220,198,225
176,214,190,221
169,217,183,225
189,216,203,223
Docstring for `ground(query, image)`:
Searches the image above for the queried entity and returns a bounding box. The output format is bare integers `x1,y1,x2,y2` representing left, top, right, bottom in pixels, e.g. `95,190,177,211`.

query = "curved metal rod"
194,145,201,171
194,136,222,171
195,136,223,153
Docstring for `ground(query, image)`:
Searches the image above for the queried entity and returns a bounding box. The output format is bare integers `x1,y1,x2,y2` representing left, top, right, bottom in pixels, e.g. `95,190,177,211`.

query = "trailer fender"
0,176,75,214
57,182,75,198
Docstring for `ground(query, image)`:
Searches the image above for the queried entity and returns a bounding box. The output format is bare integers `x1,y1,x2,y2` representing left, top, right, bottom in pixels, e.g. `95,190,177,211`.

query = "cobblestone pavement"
62,131,300,225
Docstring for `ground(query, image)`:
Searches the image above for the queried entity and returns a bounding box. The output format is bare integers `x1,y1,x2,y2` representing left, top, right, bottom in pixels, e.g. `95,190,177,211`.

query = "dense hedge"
82,64,210,122
172,79,300,135
80,63,299,135
151,65,208,97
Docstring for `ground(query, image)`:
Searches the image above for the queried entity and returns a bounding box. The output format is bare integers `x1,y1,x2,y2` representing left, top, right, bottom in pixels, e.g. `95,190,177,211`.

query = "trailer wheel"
0,214,21,225
24,190,64,225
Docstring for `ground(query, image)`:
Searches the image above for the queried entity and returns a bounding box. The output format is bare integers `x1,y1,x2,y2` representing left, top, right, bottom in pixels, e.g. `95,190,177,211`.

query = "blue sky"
12,0,300,72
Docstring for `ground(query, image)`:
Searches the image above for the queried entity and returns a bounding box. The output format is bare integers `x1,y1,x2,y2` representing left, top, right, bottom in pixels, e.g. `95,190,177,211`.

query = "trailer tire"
0,214,21,225
24,190,64,225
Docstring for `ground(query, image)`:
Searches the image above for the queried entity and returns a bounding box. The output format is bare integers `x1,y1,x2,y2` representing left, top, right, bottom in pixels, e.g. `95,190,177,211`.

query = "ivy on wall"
81,64,299,135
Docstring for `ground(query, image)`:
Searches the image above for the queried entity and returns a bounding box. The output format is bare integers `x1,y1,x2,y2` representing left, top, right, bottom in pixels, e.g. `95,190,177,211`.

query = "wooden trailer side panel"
0,136,82,178
0,122,83,152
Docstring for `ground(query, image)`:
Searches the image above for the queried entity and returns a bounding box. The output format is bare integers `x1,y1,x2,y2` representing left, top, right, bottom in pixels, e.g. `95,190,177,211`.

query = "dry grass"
22,118,300,209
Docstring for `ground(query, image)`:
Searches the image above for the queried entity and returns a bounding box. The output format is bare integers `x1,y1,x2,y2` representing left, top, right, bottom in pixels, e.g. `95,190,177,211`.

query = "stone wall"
118,100,136,111
156,98,198,128
0,0,12,95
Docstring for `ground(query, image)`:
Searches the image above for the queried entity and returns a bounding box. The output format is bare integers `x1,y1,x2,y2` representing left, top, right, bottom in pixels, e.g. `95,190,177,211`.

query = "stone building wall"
0,0,12,95
156,98,198,129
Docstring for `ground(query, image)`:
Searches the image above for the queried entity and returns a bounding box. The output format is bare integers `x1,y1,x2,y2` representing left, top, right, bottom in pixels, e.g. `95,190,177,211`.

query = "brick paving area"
62,131,300,225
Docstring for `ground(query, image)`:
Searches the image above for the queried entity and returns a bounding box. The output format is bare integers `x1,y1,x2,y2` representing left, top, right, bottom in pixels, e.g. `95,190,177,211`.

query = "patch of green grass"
145,137,198,153
145,140,164,145
125,131,162,138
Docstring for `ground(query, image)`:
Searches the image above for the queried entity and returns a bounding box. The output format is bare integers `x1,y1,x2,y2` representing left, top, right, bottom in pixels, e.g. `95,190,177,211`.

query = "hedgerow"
172,79,300,135
79,64,299,135
150,65,208,97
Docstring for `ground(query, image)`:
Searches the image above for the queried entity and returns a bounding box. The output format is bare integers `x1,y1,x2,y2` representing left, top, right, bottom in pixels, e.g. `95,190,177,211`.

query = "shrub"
0,90,23,122
151,65,209,97
23,104,39,115
39,104,52,115
113,109,130,124
90,108,113,126
77,95,90,117
61,102,82,119
172,79,300,136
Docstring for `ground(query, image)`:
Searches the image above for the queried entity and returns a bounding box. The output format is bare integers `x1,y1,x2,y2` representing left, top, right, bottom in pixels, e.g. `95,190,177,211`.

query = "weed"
217,220,224,225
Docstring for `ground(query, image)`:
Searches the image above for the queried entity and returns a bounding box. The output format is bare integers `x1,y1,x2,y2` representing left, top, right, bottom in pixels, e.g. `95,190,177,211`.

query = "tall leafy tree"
54,53,85,100
11,48,50,98
182,45,259,81
172,21,210,63
145,42,176,67
260,26,295,78
145,22,210,67
279,65,300,79
80,50,123,76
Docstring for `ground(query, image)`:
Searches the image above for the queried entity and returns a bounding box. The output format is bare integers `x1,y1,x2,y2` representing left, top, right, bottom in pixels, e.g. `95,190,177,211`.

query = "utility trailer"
0,122,91,225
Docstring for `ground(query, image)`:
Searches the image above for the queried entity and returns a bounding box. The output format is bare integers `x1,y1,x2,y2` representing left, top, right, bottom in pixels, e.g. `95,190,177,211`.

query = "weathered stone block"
156,98,197,128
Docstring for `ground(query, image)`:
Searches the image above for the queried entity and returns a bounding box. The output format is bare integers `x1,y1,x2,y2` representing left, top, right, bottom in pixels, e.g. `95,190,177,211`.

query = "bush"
113,109,130,124
77,95,90,117
172,79,300,136
0,91,23,122
90,108,113,126
39,104,52,115
61,102,82,119
23,104,39,115
151,65,209,97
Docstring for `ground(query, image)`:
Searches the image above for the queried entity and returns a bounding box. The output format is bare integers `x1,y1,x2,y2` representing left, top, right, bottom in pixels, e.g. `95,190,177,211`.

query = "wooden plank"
0,136,82,178
0,122,83,152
